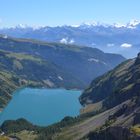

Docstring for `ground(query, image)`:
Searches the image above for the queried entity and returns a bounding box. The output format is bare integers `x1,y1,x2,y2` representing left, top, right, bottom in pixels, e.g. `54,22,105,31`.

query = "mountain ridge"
0,52,140,140
80,52,140,111
0,35,125,85
0,20,140,58
1,19,140,29
0,35,125,111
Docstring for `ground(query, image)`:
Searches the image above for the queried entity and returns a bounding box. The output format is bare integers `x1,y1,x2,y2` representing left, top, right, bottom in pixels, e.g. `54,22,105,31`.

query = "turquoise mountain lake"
0,88,82,126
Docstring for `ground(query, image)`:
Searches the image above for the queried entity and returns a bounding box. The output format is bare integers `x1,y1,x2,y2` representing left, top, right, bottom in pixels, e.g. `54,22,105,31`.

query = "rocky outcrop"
80,53,140,110
84,127,133,140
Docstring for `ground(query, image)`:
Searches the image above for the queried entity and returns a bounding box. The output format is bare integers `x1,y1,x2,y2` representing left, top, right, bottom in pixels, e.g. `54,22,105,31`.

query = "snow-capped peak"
71,24,81,28
1,20,140,30
113,23,126,28
111,20,140,29
15,24,29,29
127,20,140,29
11,24,43,30
78,22,97,28
129,19,140,26
78,21,110,29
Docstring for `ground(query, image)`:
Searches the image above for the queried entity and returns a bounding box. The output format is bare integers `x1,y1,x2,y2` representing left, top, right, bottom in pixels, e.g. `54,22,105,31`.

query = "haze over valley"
0,0,140,140
0,20,140,58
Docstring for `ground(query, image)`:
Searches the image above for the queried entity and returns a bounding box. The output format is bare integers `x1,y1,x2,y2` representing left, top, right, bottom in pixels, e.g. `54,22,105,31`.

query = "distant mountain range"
0,20,140,58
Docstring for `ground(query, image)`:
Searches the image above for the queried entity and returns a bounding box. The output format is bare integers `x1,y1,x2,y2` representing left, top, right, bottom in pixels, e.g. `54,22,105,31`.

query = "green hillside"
80,54,140,109
0,50,84,110
1,54,140,140
0,70,20,109
0,35,125,85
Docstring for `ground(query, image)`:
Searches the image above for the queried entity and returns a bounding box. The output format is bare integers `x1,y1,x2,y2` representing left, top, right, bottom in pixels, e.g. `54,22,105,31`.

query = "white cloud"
120,43,132,48
60,38,75,44
107,43,115,47
69,39,75,44
60,38,68,44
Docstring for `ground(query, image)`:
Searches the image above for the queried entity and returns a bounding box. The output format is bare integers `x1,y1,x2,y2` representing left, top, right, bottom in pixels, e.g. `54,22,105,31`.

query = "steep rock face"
80,53,140,140
0,71,21,109
82,99,140,140
84,127,131,140
135,52,140,64
80,53,140,109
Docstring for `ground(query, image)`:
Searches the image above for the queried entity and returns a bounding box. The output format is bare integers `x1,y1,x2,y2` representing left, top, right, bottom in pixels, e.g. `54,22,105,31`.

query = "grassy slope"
0,36,127,140
1,54,140,140
0,50,84,110
0,49,84,88
0,36,125,111
0,35,125,85
0,70,20,109
80,56,140,110
0,100,132,140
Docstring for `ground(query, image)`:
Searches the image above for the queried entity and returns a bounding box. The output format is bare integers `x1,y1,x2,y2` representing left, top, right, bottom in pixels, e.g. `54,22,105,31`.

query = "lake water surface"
0,88,82,126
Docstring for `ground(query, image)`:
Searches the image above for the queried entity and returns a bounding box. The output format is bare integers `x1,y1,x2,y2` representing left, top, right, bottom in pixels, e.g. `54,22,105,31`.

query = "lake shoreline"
0,83,83,111
0,88,82,126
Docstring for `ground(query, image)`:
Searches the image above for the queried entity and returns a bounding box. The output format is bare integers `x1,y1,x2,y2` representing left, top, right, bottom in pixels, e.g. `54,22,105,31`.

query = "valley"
0,51,139,140
0,34,139,140
0,36,125,111
1,1,140,140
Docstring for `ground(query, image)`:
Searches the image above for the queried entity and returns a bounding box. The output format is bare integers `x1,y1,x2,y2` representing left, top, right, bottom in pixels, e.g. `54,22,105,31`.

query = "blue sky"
0,0,140,27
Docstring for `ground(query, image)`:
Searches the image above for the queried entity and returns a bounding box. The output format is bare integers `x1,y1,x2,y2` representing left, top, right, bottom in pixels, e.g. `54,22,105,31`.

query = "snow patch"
129,20,140,26
101,62,107,65
113,23,126,28
58,76,63,81
88,58,108,66
120,43,132,48
88,58,99,63
71,24,80,27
